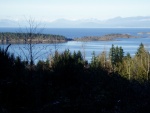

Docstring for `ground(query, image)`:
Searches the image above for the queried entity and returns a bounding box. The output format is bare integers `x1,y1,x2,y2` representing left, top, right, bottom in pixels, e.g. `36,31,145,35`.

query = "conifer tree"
109,44,115,70
90,51,99,68
109,44,124,71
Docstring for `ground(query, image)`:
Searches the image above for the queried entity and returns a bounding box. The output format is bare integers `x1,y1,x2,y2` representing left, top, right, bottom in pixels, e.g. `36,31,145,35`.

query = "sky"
0,0,150,21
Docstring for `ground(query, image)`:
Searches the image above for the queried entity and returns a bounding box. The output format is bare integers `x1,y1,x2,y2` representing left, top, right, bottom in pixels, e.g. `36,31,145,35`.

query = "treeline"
91,43,150,82
0,32,68,44
0,44,150,113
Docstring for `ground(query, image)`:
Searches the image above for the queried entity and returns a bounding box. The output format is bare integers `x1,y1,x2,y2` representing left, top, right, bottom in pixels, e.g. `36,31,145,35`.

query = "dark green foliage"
0,32,68,44
126,52,131,59
0,47,25,79
136,43,146,56
36,60,49,71
1,44,150,113
90,51,100,68
51,50,85,74
109,44,124,66
110,44,115,66
50,50,86,88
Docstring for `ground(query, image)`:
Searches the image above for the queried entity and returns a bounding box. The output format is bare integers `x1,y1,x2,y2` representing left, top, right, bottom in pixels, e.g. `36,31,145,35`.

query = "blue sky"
0,0,150,21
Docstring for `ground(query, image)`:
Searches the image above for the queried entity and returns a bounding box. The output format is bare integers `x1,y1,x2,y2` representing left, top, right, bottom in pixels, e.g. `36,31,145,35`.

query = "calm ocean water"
0,28,150,38
0,28,150,63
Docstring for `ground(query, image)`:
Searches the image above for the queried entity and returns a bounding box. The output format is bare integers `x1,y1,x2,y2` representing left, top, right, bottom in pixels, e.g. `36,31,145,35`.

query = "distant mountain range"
0,16,150,28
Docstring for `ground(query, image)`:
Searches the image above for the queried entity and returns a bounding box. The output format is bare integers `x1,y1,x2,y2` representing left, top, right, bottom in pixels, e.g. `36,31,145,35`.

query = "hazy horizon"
1,0,150,21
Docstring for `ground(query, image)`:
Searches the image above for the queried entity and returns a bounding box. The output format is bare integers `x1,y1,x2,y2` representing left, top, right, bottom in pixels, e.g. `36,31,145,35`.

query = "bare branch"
5,44,11,54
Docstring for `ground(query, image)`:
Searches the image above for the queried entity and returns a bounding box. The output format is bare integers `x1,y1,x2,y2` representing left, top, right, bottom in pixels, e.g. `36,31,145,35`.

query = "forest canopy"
0,43,150,113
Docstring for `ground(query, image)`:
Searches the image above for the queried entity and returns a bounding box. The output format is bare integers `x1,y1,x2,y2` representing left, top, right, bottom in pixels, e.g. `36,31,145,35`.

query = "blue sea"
0,28,150,63
0,28,150,38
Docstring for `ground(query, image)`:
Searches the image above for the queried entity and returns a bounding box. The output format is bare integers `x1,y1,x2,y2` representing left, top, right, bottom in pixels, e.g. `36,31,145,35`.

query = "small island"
0,32,70,44
74,33,135,41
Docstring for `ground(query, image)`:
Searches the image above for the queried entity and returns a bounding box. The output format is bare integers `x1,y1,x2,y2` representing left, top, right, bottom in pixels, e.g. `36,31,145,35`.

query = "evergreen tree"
109,44,124,71
119,46,124,62
90,51,99,68
109,44,115,69
136,43,145,56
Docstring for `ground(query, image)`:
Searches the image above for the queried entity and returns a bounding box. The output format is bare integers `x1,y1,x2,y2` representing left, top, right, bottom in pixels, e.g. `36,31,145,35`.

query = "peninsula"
74,33,135,41
0,32,69,44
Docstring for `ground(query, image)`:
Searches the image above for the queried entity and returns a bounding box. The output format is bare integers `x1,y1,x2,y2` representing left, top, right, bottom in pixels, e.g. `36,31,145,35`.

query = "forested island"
0,32,69,44
74,33,135,41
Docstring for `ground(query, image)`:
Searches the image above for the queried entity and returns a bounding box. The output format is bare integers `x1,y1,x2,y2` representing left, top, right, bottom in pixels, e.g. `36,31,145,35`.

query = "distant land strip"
0,32,137,44
74,34,136,41
0,32,70,44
